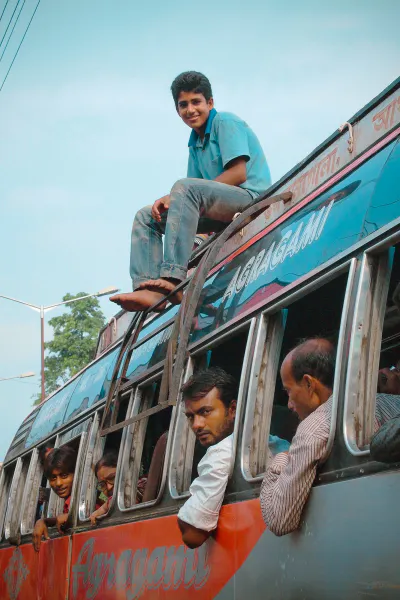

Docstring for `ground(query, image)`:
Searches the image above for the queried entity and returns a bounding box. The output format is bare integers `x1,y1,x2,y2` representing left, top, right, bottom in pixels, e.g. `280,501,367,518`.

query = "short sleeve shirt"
187,109,271,199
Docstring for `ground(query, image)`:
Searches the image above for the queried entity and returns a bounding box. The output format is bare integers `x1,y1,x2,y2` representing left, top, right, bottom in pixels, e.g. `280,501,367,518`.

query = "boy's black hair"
181,367,237,409
43,445,77,478
171,71,213,108
94,449,118,477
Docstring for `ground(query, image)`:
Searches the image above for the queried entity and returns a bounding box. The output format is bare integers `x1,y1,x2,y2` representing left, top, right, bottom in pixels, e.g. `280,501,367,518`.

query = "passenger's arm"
33,519,50,552
54,512,70,535
371,415,400,463
177,518,211,549
214,157,247,186
260,425,328,537
90,500,110,526
177,439,232,548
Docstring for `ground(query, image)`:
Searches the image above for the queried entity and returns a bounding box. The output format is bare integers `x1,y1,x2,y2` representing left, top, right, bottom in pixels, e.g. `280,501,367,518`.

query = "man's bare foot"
109,290,167,312
137,279,183,305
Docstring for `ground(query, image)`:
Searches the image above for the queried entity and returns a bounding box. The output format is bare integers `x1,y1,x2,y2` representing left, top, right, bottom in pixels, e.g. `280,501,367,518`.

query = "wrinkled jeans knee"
170,178,200,196
133,204,153,227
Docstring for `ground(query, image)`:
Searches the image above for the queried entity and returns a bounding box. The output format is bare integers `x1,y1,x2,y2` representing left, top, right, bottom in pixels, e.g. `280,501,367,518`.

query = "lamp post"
0,372,35,382
0,287,119,402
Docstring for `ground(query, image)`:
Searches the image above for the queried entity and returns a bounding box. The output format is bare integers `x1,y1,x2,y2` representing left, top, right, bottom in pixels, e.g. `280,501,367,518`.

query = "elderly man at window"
260,338,400,537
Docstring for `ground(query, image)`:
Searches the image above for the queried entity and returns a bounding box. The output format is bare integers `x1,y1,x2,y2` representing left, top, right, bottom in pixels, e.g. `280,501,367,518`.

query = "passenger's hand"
32,519,49,552
89,507,103,526
151,195,170,222
55,513,69,535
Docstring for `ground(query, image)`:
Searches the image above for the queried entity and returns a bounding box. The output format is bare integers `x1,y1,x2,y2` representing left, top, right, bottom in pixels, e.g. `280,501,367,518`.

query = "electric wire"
0,0,21,49
0,0,26,63
0,0,40,93
0,0,11,24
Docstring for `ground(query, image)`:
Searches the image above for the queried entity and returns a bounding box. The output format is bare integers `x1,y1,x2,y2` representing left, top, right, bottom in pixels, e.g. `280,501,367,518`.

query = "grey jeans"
129,178,253,290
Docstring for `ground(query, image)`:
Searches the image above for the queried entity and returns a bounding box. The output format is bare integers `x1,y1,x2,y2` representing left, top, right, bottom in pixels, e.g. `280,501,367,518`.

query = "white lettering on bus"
222,200,334,302
72,538,210,600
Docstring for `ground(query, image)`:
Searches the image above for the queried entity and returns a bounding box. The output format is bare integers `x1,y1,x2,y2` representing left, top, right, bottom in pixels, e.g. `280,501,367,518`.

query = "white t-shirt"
178,434,233,532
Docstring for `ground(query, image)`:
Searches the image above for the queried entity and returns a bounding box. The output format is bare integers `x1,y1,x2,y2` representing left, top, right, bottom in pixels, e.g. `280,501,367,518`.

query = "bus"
1,76,400,600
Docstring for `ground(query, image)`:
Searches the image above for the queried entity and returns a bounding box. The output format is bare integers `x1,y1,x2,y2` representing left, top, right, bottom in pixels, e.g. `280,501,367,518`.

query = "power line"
0,0,11,24
0,0,26,64
0,0,21,50
0,0,40,93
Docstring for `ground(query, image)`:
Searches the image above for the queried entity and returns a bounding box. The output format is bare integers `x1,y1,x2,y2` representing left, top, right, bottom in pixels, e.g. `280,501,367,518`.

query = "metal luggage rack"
99,191,292,437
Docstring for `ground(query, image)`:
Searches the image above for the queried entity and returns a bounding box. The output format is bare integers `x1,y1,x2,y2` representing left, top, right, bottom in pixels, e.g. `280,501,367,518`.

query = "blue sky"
0,0,399,460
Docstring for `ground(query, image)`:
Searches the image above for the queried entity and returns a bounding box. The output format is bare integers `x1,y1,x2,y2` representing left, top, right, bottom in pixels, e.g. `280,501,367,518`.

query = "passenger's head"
181,367,237,447
43,446,77,499
94,450,118,498
170,71,214,132
39,445,54,466
378,364,400,395
281,338,336,421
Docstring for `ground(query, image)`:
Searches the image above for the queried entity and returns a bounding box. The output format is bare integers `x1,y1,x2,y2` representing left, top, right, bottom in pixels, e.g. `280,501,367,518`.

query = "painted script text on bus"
223,199,334,301
72,538,210,600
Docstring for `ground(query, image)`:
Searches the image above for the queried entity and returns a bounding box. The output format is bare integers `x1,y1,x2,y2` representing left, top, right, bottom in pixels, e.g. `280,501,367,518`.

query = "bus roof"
4,76,400,465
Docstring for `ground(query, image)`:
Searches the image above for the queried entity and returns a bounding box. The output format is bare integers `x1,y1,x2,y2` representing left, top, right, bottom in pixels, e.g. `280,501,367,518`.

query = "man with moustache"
178,366,288,548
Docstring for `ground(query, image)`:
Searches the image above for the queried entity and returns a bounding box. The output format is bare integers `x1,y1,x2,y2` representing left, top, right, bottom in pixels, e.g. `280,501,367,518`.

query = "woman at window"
90,450,118,525
32,446,77,551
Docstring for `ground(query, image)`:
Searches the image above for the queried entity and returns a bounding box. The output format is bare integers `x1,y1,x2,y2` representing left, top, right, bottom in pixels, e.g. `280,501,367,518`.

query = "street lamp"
0,372,35,382
0,287,119,402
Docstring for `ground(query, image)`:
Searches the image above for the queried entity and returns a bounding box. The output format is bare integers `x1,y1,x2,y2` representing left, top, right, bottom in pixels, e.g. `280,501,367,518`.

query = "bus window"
78,394,129,522
345,242,400,454
118,380,173,511
0,463,16,541
169,323,253,498
44,421,90,527
20,440,57,535
242,271,349,481
4,454,31,542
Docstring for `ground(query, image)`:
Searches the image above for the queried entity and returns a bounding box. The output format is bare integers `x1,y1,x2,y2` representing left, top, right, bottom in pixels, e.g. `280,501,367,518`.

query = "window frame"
4,454,31,543
44,418,91,527
168,318,256,500
241,258,357,482
20,448,42,536
117,371,177,513
78,390,132,523
0,461,17,542
343,235,399,456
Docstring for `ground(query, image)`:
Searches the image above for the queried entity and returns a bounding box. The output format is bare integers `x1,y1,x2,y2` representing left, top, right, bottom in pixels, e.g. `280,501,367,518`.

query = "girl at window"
89,450,118,525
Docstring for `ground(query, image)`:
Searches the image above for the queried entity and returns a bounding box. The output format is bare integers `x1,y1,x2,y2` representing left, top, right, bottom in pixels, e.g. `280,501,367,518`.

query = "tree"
33,293,106,404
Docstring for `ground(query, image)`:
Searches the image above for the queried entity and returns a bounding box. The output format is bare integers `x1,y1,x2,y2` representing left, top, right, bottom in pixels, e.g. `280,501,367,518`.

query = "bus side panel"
0,536,70,600
69,499,264,600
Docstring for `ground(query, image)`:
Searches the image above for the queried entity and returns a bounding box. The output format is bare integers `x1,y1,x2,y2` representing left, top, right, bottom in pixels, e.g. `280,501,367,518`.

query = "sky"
0,0,399,460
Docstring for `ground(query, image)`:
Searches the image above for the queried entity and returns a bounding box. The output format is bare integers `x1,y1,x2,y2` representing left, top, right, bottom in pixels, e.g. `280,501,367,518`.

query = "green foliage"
33,293,106,404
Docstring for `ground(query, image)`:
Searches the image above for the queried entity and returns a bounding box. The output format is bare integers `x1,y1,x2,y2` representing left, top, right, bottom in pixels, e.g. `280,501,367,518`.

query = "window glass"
0,464,16,540
25,380,80,448
119,381,173,510
126,325,173,381
170,326,250,498
4,455,30,541
79,397,128,522
64,346,119,422
242,272,348,480
346,243,400,454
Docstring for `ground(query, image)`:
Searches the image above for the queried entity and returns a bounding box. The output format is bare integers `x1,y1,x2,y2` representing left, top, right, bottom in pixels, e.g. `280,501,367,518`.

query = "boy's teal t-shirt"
187,108,271,199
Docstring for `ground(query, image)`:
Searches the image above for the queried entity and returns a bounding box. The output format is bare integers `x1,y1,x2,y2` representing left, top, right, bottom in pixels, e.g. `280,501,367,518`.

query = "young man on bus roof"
33,446,77,551
260,338,400,537
110,71,271,313
177,367,288,549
